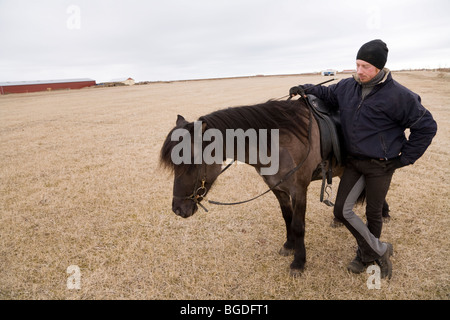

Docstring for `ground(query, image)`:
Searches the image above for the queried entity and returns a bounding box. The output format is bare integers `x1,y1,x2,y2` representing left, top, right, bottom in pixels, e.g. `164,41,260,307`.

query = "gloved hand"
289,85,306,97
386,156,407,171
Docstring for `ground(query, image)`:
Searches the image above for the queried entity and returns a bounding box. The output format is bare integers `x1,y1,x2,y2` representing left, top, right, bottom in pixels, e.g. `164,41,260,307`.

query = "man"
289,39,437,279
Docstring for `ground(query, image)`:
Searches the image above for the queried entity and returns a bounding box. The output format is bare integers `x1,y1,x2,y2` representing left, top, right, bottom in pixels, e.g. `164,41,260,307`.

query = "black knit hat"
356,39,388,70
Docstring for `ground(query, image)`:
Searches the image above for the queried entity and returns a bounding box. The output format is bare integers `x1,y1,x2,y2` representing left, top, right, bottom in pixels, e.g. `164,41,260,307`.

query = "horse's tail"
356,188,366,206
355,188,391,218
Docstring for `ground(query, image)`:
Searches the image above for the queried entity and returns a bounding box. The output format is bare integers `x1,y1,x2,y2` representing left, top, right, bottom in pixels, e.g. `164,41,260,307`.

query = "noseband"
182,160,235,213
185,177,209,212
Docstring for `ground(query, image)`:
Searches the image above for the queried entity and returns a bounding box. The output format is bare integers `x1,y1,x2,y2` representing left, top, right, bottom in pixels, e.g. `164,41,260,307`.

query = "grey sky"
1,0,449,82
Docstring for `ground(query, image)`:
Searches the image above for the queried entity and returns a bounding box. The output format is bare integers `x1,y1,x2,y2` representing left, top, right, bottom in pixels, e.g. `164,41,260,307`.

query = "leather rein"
185,98,313,212
184,78,337,212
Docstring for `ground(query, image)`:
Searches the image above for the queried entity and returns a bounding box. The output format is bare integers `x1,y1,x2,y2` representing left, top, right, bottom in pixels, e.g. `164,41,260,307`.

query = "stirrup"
323,185,334,207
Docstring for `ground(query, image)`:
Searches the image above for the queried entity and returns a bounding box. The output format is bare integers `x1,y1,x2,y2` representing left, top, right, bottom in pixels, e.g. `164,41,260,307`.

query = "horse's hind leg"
272,189,295,256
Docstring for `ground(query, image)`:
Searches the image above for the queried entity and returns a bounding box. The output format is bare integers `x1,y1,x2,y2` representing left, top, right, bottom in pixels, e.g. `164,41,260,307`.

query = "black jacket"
305,72,437,166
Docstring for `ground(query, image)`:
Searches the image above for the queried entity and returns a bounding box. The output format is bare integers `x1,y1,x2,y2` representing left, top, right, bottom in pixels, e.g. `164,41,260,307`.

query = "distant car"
321,69,336,76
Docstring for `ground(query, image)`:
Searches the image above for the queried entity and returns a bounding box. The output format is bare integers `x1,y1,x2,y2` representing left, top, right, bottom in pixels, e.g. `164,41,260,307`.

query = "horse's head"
160,115,223,218
171,161,222,218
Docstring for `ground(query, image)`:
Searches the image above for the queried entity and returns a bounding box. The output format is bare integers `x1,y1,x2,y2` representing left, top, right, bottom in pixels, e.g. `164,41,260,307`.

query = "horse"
159,97,387,276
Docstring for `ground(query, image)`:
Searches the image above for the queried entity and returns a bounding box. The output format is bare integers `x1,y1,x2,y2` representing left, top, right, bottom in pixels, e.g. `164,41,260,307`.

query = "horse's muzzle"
172,197,198,218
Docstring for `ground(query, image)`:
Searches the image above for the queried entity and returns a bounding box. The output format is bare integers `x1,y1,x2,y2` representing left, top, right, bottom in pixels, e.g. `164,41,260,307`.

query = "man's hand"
289,85,306,98
386,157,407,171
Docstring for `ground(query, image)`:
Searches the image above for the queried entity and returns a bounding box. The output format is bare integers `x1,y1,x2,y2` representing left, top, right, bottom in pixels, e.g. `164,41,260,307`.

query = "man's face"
356,59,380,83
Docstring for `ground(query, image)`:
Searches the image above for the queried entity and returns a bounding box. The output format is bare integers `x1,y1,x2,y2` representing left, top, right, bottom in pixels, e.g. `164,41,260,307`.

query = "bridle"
184,175,208,212
180,160,235,213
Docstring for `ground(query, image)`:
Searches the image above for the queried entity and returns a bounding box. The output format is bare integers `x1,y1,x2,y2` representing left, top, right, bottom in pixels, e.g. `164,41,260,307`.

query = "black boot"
347,250,367,274
376,242,393,279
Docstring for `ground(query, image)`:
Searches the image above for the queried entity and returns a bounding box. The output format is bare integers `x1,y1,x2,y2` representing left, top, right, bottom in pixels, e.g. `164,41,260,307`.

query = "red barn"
0,78,96,95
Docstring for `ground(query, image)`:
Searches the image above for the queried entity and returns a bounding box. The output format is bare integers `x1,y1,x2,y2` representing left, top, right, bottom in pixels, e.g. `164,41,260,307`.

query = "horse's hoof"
330,218,343,228
289,268,304,277
279,246,295,256
289,261,305,277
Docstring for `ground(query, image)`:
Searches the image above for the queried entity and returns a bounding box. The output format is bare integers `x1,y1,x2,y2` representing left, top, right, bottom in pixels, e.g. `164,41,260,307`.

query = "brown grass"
0,71,449,300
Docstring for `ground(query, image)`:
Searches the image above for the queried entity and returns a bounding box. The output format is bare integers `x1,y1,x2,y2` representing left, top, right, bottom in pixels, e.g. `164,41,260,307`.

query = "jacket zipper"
357,98,364,110
380,134,388,160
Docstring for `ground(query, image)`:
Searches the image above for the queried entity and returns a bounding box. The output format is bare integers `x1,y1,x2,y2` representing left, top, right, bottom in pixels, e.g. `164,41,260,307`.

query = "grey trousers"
334,157,395,262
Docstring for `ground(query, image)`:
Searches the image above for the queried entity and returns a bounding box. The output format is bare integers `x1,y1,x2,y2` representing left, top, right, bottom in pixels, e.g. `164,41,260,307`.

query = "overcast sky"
1,0,449,83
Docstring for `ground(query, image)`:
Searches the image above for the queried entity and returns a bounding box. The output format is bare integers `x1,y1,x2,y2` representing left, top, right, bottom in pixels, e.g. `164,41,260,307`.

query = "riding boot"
376,242,393,279
347,248,366,274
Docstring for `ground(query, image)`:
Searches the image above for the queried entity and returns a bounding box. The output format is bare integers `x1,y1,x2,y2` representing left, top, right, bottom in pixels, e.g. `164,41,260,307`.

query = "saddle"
305,95,344,206
307,94,343,165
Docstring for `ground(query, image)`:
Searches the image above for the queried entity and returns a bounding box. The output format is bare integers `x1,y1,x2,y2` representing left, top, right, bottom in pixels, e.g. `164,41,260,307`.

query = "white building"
109,77,135,86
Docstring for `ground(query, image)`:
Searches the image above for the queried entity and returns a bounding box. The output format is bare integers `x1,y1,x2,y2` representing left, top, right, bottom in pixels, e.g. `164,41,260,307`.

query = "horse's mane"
160,99,310,173
199,99,310,136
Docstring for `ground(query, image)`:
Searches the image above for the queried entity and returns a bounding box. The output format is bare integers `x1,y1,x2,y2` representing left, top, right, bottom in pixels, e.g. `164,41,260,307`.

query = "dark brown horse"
160,98,388,276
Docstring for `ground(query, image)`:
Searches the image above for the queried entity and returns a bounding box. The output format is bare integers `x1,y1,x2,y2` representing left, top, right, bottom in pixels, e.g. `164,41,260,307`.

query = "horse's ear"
176,115,188,127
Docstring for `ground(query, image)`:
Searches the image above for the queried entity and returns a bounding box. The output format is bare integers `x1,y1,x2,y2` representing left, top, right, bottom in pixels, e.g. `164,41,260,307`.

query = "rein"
207,105,312,207
185,99,313,211
185,78,337,212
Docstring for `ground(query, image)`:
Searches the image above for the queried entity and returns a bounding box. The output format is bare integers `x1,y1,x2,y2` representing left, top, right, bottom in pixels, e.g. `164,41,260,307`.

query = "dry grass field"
1,71,449,300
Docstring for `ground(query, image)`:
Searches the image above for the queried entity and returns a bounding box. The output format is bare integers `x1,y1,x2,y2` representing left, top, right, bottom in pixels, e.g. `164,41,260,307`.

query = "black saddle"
305,95,345,206
307,94,344,166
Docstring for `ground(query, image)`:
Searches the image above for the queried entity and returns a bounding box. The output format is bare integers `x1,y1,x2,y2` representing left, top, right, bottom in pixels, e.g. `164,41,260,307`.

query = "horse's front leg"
272,189,295,256
290,192,307,276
